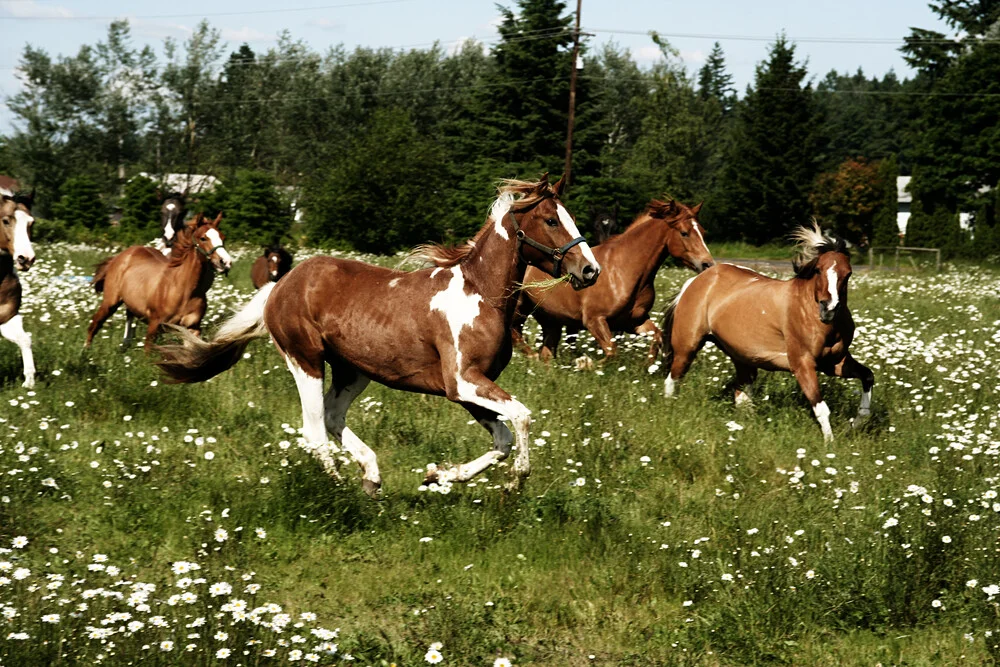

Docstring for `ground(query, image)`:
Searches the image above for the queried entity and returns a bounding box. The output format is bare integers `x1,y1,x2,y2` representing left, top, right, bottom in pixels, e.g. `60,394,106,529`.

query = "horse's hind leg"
323,365,379,498
829,352,874,427
733,361,758,407
120,311,136,350
85,299,121,347
1,315,35,388
282,349,345,477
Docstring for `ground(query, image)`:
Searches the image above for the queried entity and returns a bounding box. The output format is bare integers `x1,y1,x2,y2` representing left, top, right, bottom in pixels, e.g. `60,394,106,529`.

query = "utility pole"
563,0,582,189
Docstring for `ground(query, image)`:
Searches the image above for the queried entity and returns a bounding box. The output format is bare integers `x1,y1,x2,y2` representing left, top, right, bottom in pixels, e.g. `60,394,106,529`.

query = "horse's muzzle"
819,302,837,324
15,255,35,271
570,264,600,290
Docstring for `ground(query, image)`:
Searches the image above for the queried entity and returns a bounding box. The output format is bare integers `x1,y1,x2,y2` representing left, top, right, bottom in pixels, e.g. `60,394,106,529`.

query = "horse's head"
649,199,713,273
506,174,600,290
591,203,619,244
263,243,292,280
0,190,36,271
191,212,232,274
161,193,186,243
791,222,851,324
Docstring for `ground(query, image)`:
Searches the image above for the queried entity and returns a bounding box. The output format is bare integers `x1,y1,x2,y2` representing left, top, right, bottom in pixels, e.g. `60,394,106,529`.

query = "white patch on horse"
490,194,513,240
166,203,177,211
12,209,34,266
825,263,839,309
693,222,711,258
0,315,35,388
673,275,698,307
0,188,13,198
284,356,341,474
555,202,599,268
163,223,176,241
431,267,442,279
205,228,233,268
734,390,752,406
664,374,676,398
859,387,872,416
813,401,833,442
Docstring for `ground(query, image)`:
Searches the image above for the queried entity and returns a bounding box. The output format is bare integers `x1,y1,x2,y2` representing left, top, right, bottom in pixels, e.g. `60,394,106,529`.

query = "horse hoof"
22,378,35,389
362,479,382,500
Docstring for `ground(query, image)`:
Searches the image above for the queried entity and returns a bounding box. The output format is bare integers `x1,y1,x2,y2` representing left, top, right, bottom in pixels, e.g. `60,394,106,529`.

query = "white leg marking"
556,202,599,269
122,312,136,347
858,387,872,416
447,416,514,482
826,263,839,309
0,315,35,388
813,401,833,442
12,210,35,266
285,357,342,475
664,374,676,398
735,389,752,406
323,375,379,485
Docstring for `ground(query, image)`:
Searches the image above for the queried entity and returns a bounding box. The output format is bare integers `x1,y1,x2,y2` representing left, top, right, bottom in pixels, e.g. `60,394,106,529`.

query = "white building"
138,172,222,195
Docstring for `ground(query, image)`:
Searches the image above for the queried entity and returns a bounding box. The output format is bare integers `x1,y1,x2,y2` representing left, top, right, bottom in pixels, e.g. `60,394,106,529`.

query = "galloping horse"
156,175,600,497
86,213,233,350
251,243,293,289
512,199,714,363
661,222,873,441
153,192,187,256
0,189,36,387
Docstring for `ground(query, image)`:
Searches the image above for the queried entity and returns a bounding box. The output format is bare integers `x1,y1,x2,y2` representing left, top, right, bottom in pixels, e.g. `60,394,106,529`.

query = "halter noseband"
508,210,586,278
196,242,225,259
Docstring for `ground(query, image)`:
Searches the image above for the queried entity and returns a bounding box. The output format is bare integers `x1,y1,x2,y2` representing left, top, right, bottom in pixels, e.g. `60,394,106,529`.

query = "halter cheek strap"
508,210,586,278
197,242,225,259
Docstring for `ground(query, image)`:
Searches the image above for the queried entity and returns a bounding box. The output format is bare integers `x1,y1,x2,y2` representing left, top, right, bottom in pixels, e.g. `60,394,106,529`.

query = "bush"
52,176,106,230
191,171,292,245
118,175,161,244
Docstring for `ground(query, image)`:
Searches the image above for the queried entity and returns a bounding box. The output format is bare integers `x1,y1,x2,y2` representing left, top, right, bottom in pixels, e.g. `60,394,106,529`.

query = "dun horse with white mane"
156,175,600,497
661,222,873,441
0,189,36,387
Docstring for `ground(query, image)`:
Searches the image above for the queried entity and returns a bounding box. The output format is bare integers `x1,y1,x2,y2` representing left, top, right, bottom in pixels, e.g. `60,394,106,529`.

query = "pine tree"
118,175,161,240
713,37,821,243
697,42,735,113
52,176,106,229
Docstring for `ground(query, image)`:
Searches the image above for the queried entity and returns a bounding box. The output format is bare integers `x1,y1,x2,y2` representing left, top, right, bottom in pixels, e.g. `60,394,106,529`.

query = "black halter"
508,210,586,279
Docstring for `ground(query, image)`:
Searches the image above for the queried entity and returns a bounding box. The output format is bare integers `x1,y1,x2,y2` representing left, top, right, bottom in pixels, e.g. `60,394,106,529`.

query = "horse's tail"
156,282,276,384
92,258,113,293
660,296,677,372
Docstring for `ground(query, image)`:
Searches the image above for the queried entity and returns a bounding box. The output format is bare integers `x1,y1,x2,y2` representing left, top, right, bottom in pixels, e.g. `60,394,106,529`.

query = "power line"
586,26,979,46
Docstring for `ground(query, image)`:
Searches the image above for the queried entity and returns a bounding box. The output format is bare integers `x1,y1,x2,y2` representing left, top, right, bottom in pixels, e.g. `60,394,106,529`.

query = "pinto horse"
156,175,600,497
251,243,293,289
0,189,37,387
661,222,873,441
86,213,233,350
153,192,187,256
512,199,713,363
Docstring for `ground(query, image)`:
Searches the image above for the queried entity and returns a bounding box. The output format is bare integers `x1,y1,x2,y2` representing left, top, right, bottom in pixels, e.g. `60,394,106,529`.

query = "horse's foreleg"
792,357,833,442
510,297,536,358
733,361,758,407
0,315,35,388
120,311,136,351
539,322,563,363
830,352,874,426
85,300,120,347
323,367,378,497
427,404,515,486
634,319,663,365
664,342,699,398
584,315,616,359
143,319,162,351
443,369,531,490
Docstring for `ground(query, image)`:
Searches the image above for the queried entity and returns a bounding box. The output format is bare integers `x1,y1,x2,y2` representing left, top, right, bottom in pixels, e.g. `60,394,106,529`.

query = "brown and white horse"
86,213,233,349
513,199,713,363
156,176,600,497
661,222,873,441
250,243,293,289
0,189,36,388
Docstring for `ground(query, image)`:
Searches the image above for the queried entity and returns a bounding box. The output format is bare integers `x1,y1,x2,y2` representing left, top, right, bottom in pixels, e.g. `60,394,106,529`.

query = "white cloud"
446,36,487,56
680,49,707,64
634,45,664,63
0,0,72,19
220,26,273,43
309,17,342,32
131,18,194,40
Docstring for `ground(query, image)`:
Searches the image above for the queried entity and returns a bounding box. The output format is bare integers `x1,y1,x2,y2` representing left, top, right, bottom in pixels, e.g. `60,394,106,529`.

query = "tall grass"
0,243,998,664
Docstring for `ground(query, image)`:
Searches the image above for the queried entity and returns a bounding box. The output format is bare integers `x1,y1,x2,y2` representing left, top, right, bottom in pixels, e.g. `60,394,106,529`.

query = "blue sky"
0,0,949,131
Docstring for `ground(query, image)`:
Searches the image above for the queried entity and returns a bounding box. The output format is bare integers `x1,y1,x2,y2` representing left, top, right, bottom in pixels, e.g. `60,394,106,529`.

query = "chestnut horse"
86,213,233,350
0,189,36,387
251,243,293,289
661,222,873,441
156,176,600,497
153,192,187,256
512,199,713,363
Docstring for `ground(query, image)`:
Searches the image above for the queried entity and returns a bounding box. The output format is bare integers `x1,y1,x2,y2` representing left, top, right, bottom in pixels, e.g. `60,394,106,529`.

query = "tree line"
1,0,999,259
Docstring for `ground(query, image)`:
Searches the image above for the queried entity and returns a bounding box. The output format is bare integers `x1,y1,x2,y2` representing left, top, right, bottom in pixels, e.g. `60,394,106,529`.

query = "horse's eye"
680,231,689,238
546,218,558,227
200,237,207,241
1,218,9,226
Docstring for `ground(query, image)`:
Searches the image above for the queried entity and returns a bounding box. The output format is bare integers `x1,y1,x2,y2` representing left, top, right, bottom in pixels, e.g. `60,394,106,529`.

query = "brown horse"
512,199,713,363
86,213,233,350
0,189,36,387
156,175,600,497
661,222,873,441
250,243,293,289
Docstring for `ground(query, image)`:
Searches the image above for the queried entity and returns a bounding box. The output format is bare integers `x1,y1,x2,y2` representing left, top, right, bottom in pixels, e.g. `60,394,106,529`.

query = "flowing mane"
413,177,556,268
790,221,848,278
167,225,197,267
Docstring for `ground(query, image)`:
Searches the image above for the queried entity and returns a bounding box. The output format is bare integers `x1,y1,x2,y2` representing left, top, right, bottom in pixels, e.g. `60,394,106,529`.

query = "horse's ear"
552,174,567,197
691,202,703,216
650,199,678,219
188,213,202,228
212,212,223,227
24,188,35,209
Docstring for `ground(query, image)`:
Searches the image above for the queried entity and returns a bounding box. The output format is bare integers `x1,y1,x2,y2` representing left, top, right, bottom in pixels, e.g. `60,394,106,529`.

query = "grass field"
1,243,999,666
